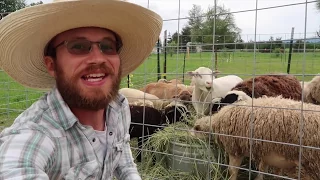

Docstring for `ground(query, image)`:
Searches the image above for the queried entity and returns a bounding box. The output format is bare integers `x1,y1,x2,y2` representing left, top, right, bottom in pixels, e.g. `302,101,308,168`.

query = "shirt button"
109,132,113,136
92,138,96,142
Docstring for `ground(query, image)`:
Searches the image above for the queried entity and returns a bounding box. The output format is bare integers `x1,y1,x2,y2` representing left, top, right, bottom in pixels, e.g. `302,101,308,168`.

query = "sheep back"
140,82,185,100
196,96,320,178
231,75,302,101
119,88,163,109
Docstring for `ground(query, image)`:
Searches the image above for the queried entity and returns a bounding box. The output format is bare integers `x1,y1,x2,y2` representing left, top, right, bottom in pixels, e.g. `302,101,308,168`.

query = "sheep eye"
195,73,202,78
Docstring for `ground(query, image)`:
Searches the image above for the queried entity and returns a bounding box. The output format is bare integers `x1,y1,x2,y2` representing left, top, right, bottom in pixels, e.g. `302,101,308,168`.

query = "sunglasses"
53,38,122,55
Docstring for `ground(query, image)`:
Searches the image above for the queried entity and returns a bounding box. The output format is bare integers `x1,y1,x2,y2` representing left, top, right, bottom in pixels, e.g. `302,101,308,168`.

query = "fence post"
157,39,161,81
127,74,130,88
163,30,167,79
182,50,186,84
287,27,295,74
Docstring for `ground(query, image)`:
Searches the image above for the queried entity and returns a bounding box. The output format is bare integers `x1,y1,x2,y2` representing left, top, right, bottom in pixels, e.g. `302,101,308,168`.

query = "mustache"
82,63,115,76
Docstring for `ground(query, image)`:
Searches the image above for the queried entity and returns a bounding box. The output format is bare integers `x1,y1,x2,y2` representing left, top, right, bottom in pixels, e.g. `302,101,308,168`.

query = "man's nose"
86,44,106,63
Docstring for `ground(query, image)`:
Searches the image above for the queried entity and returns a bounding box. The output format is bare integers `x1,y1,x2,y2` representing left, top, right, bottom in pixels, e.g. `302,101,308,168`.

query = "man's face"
44,27,122,110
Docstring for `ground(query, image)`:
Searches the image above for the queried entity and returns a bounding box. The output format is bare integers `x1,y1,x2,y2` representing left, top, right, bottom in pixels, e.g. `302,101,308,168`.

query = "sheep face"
173,90,192,102
186,67,220,92
211,90,252,113
190,116,214,139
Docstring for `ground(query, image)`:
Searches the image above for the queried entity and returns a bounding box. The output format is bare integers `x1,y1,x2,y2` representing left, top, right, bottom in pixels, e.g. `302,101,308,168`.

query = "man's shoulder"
1,95,65,138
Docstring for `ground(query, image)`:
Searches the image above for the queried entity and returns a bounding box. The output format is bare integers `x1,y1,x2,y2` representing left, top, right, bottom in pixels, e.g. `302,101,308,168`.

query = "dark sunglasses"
54,38,122,55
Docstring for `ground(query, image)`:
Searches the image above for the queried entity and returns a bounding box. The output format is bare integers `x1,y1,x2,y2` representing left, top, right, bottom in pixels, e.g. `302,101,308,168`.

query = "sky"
26,0,320,42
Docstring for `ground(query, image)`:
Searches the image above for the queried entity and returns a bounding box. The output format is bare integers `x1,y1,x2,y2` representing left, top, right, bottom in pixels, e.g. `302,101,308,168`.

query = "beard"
54,62,121,111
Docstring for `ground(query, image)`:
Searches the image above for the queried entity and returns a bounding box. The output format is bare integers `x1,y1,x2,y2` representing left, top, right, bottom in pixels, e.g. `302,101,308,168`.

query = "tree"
188,5,204,43
0,0,26,13
186,4,241,50
29,1,43,6
196,4,241,50
169,25,192,50
180,25,192,49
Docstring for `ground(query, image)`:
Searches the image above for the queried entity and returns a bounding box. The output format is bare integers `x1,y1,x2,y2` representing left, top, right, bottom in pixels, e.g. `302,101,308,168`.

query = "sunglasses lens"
67,39,91,55
100,39,118,55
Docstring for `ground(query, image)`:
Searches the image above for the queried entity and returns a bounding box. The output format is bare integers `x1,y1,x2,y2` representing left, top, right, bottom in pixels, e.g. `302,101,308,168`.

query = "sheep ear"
186,71,196,77
212,70,221,75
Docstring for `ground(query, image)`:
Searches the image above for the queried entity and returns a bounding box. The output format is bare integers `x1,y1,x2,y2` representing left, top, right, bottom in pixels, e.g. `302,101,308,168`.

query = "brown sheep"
211,74,303,113
192,95,320,180
140,82,192,104
157,78,194,95
158,78,183,85
232,74,302,101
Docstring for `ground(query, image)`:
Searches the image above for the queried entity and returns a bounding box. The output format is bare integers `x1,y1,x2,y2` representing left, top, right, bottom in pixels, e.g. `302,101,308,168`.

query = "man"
0,0,162,179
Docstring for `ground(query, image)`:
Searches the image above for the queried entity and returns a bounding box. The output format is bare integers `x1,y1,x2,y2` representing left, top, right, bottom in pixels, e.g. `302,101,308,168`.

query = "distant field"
1,51,320,127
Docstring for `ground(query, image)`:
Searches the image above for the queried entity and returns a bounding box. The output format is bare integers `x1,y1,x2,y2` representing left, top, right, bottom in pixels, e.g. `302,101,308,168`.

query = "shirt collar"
47,86,126,130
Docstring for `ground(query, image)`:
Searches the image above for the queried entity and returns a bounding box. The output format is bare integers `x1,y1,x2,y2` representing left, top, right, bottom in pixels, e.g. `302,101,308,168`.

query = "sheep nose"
206,81,212,85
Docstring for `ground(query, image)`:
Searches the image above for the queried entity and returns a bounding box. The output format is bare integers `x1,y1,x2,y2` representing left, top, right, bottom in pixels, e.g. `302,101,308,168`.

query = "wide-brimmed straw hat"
0,0,163,90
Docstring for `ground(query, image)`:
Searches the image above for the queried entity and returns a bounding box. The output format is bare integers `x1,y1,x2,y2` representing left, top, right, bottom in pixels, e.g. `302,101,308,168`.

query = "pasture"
1,50,319,128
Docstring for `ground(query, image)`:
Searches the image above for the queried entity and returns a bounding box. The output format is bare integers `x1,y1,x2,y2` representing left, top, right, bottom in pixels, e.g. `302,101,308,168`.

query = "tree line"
166,2,320,53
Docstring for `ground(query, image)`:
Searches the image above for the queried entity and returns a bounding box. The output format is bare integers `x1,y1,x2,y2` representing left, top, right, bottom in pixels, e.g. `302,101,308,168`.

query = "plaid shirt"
0,87,141,180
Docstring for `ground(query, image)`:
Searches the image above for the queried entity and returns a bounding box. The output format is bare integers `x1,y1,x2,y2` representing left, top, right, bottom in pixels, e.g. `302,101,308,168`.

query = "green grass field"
1,51,320,128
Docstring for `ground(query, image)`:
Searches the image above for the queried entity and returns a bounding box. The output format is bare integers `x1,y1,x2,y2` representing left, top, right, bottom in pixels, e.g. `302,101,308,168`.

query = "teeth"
86,77,103,82
85,73,105,78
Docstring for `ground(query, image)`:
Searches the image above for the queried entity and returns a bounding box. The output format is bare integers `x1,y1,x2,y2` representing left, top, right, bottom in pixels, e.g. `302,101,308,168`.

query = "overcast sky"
26,0,320,42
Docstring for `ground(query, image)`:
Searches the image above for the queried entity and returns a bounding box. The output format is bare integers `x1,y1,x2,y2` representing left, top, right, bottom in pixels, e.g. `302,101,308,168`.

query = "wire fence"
1,0,320,179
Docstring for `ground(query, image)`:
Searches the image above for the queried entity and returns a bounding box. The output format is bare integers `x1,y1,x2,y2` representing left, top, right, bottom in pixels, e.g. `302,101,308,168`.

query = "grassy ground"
0,50,319,179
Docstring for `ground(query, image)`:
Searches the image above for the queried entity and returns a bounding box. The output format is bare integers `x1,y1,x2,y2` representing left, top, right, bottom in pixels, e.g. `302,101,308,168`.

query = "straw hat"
0,0,163,90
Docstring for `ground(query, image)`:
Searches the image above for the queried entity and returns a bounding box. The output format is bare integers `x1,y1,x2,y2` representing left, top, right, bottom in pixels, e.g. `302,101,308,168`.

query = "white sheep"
192,95,320,180
186,67,243,115
119,88,163,110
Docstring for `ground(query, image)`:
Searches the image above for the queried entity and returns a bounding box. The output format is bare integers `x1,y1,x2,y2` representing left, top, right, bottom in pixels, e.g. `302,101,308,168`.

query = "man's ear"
44,56,56,78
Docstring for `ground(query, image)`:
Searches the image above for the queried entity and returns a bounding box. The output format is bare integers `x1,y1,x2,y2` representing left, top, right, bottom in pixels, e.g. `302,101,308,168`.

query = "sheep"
211,74,303,113
158,78,183,85
129,102,191,162
192,95,320,180
302,75,320,105
157,78,195,95
140,82,193,104
186,67,243,115
119,88,164,110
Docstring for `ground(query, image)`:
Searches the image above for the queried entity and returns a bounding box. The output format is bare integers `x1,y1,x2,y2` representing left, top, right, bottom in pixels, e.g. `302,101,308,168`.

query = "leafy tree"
1,0,43,20
0,0,26,13
187,4,241,50
169,25,192,50
234,36,244,49
188,5,204,43
29,1,43,6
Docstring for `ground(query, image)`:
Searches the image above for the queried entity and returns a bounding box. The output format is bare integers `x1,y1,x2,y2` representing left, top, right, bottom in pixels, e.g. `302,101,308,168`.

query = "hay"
135,121,229,180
